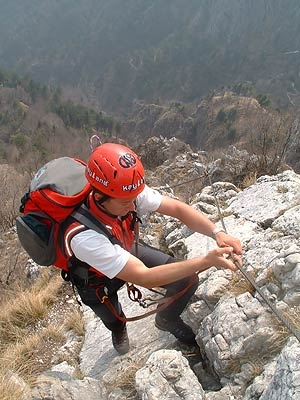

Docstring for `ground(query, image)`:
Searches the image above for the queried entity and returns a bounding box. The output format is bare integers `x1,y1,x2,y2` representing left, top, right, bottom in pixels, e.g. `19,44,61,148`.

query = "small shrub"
256,94,271,107
227,108,237,122
241,172,257,189
216,109,227,123
227,127,237,142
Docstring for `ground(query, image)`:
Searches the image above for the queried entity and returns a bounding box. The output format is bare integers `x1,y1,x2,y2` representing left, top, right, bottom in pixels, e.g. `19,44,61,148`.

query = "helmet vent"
93,159,108,181
137,170,144,180
130,169,136,191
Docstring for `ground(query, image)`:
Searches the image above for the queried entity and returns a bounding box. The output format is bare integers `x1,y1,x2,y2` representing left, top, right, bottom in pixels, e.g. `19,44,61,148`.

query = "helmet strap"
92,192,120,218
95,194,110,206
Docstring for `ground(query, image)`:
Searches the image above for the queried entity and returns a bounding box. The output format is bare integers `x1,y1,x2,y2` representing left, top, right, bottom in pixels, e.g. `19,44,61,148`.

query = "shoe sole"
155,321,170,332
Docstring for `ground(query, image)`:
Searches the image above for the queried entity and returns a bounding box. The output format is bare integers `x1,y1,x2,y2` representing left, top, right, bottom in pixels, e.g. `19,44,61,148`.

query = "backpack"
16,157,116,270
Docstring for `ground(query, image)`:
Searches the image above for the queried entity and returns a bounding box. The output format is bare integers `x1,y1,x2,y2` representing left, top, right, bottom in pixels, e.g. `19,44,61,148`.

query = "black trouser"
72,242,199,331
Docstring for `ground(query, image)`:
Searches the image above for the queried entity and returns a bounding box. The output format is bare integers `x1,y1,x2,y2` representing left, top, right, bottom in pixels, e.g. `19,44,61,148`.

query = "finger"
216,248,238,271
224,257,238,271
229,252,243,266
220,246,233,256
228,262,238,272
219,237,243,255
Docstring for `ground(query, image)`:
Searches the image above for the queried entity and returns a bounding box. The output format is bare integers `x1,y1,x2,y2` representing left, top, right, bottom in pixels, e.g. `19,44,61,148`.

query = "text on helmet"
122,177,145,192
86,166,109,186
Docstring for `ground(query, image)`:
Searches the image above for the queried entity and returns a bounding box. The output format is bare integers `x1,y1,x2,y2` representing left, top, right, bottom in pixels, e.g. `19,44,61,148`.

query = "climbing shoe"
112,325,130,354
155,314,197,345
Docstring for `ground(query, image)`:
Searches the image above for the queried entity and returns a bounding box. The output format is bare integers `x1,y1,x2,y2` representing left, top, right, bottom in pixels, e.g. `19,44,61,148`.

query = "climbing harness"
125,283,167,309
95,274,198,322
205,167,300,344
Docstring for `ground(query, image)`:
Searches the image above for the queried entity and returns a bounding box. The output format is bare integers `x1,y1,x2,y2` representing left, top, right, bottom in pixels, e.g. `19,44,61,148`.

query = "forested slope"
1,1,300,111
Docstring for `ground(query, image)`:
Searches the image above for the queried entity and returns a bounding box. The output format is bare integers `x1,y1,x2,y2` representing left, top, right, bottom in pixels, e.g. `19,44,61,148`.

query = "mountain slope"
1,1,300,112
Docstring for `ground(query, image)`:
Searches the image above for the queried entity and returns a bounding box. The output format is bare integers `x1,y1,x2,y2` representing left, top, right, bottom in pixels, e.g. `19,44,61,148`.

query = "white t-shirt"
70,185,162,278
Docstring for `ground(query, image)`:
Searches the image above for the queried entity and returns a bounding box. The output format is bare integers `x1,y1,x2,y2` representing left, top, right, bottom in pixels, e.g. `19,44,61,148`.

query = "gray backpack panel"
30,157,88,196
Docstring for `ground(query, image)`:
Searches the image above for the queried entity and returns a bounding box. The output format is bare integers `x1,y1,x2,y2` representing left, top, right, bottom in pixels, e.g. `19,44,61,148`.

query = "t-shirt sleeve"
135,185,162,217
70,230,130,279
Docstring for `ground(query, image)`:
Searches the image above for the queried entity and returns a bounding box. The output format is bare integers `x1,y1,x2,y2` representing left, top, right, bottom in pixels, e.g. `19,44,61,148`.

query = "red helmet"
86,143,145,198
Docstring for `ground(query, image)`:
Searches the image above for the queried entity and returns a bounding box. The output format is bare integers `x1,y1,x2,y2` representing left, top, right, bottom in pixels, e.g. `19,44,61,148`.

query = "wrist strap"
212,227,225,237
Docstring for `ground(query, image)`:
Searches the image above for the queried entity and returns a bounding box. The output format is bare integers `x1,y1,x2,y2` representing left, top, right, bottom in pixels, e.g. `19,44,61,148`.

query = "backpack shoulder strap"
71,204,121,246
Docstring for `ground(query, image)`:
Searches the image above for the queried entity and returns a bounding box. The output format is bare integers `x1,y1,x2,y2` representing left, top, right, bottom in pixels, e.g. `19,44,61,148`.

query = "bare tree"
249,111,296,176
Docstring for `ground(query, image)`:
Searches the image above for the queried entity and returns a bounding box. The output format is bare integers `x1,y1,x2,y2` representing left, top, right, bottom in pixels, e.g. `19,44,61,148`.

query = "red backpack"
16,157,115,270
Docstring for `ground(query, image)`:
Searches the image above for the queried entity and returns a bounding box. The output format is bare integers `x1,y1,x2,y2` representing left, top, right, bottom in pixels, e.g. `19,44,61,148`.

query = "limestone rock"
135,349,205,400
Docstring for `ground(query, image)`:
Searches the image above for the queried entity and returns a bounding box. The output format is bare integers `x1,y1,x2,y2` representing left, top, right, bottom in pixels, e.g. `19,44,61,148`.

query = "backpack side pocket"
16,214,55,266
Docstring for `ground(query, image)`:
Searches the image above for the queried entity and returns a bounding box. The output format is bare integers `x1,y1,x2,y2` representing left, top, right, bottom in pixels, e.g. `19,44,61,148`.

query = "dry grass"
64,309,85,336
276,184,288,194
225,270,257,297
0,269,84,399
225,355,265,384
0,369,30,400
0,271,61,347
240,171,257,189
1,325,65,383
31,268,69,295
0,234,31,299
270,305,300,351
105,362,141,399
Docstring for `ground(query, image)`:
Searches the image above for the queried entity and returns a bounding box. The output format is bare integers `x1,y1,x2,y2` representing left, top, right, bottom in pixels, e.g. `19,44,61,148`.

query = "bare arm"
157,196,242,255
116,246,238,288
116,194,243,288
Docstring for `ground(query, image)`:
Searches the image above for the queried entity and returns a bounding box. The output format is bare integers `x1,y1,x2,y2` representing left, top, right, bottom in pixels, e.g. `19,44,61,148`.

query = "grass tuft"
0,369,30,400
270,305,300,350
64,310,85,336
0,271,74,399
105,362,141,398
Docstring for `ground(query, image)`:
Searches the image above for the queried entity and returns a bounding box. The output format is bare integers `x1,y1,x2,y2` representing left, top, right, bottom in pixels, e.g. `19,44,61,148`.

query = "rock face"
22,167,300,399
244,337,300,400
135,349,205,400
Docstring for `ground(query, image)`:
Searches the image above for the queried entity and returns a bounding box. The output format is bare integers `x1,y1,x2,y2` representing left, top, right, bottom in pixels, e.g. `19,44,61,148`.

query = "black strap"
71,204,121,246
19,192,30,213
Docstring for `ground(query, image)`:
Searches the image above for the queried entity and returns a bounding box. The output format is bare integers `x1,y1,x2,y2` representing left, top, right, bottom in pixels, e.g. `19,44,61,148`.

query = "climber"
65,142,242,354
